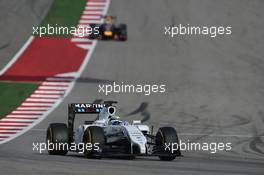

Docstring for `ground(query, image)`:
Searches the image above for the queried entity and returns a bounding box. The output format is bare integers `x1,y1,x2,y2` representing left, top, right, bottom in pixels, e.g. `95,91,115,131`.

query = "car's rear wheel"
83,126,105,158
117,24,127,41
156,127,181,161
46,123,68,155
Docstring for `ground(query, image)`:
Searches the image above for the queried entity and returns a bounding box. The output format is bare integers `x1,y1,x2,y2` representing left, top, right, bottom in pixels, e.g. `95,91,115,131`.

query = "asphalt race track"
0,0,264,174
0,0,53,70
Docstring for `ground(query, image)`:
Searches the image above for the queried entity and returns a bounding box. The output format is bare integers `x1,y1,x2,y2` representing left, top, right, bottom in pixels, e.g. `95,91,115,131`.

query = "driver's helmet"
105,15,113,24
108,114,121,125
110,119,122,125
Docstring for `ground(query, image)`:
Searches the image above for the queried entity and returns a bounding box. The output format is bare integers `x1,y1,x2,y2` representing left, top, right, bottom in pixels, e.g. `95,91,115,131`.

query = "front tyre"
83,126,105,158
156,127,181,161
46,123,68,155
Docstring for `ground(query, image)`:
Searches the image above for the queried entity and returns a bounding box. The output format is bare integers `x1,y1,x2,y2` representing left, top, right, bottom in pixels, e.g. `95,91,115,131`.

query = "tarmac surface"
0,0,264,174
0,0,53,70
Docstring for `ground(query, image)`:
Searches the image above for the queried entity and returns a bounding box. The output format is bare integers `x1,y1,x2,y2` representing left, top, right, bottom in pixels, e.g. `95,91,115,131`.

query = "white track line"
85,6,104,10
87,2,105,5
0,128,23,130
41,82,70,86
83,11,102,15
1,118,36,122
79,19,101,24
0,126,25,129
71,38,93,42
40,84,68,87
0,134,13,137
77,44,93,49
6,115,40,118
34,90,65,94
0,123,30,126
21,102,53,106
38,86,68,90
25,98,58,102
79,23,100,26
81,14,101,18
6,116,39,119
12,111,44,115
0,130,21,133
30,94,61,98
81,16,101,19
17,106,50,109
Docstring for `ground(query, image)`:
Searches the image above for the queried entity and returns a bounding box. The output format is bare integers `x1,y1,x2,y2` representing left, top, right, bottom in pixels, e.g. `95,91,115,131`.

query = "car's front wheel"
46,123,68,155
156,127,181,161
83,126,105,158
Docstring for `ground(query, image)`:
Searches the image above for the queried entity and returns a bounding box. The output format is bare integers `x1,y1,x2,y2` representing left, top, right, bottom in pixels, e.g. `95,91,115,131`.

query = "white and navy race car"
46,101,181,161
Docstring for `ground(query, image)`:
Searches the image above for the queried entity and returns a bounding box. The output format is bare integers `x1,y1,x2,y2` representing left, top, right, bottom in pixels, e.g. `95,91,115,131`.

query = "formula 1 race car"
89,15,127,41
46,101,181,161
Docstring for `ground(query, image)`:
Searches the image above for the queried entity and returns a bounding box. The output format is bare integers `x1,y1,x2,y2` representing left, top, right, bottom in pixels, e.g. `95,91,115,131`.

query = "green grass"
39,0,87,36
0,82,38,118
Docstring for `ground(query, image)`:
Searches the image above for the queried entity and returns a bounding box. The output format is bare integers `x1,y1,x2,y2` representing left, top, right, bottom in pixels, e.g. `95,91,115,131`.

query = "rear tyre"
83,126,105,158
117,24,127,41
156,127,181,161
46,123,68,155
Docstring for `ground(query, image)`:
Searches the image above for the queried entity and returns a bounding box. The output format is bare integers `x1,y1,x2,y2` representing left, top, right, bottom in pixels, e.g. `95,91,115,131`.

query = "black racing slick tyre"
156,127,181,161
117,24,127,41
83,126,105,158
46,123,68,155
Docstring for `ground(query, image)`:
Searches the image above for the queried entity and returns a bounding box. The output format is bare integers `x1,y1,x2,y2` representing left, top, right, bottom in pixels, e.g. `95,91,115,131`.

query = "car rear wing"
71,103,105,114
